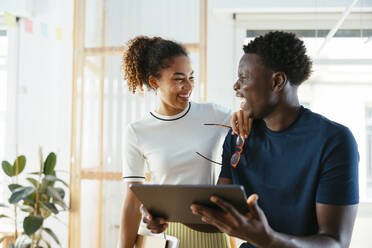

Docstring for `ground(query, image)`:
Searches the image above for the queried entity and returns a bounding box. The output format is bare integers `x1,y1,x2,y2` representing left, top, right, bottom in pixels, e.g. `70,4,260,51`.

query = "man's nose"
233,80,240,91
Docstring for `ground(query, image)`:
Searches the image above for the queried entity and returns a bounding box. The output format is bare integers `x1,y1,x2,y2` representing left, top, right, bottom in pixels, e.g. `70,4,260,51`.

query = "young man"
190,31,359,248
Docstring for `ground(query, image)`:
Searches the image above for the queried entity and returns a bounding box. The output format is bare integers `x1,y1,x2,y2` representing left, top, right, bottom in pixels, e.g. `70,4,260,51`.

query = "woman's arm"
118,182,143,248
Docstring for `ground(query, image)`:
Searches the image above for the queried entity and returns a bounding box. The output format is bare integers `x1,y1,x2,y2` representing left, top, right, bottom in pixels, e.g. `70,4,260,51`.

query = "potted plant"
0,151,69,248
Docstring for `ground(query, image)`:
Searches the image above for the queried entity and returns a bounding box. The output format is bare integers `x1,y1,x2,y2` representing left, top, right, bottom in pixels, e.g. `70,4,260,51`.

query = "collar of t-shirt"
262,106,305,137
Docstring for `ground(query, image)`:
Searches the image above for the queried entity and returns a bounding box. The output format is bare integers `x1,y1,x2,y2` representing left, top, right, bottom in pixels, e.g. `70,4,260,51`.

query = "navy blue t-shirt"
219,107,359,248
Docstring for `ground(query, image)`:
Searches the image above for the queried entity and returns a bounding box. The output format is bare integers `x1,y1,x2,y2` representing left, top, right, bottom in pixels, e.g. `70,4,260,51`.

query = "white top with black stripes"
122,101,231,185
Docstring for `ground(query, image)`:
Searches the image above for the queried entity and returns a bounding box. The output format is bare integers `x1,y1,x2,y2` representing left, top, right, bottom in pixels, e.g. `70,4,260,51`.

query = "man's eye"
189,77,195,81
174,78,184,81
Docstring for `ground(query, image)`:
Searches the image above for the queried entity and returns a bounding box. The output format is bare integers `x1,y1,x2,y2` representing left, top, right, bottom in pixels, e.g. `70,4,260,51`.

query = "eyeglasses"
196,123,245,168
230,135,245,168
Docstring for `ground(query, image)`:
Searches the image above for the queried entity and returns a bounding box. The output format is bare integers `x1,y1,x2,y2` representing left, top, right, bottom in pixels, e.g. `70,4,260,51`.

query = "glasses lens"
236,136,244,146
231,153,240,165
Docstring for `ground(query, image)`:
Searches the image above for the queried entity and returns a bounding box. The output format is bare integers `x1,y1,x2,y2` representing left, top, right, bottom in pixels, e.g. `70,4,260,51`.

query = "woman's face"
152,55,194,115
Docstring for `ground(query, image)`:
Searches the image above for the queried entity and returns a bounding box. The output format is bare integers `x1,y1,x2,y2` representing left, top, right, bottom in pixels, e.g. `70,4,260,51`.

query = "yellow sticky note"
5,12,16,27
56,28,62,40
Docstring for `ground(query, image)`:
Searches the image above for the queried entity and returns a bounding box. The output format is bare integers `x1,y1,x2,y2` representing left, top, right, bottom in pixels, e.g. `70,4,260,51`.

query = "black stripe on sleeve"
123,176,146,179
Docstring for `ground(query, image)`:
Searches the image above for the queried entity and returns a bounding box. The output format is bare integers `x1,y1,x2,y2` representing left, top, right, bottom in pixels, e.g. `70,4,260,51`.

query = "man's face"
234,53,276,119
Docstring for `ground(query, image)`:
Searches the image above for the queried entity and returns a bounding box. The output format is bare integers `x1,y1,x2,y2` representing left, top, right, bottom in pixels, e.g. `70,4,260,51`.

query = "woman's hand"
142,206,168,233
231,110,253,139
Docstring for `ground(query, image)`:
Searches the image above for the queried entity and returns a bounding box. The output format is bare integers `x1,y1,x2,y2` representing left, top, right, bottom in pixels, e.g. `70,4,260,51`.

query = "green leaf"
8,184,22,192
25,178,39,187
40,202,58,214
0,203,8,208
44,175,68,187
0,214,10,219
54,187,65,199
43,227,60,245
43,153,56,175
19,206,34,213
53,200,68,210
28,172,40,175
47,187,63,202
9,187,35,204
23,215,43,235
39,179,49,194
1,161,13,177
23,191,36,205
13,155,26,176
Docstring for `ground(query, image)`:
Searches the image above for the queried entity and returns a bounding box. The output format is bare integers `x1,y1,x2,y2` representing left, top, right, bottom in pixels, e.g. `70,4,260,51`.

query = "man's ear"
148,75,159,90
272,72,287,92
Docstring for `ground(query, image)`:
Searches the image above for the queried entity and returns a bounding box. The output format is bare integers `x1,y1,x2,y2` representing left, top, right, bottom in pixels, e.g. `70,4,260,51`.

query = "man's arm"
191,195,358,248
268,203,358,248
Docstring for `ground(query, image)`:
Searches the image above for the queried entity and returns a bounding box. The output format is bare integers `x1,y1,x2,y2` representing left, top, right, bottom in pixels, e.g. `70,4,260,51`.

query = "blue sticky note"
40,23,48,37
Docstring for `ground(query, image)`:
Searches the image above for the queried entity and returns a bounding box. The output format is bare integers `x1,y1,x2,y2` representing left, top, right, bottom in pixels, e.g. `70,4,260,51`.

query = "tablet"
130,184,249,225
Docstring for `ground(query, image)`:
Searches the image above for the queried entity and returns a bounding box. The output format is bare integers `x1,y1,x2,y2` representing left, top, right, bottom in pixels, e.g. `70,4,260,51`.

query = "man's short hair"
243,31,312,86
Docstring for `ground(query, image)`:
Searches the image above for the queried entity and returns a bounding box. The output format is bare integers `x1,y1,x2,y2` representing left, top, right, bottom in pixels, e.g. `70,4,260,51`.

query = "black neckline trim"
150,102,191,121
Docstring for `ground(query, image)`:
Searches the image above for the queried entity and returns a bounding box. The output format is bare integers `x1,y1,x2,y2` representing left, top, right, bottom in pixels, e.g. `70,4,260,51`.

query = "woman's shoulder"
126,114,154,133
191,101,231,115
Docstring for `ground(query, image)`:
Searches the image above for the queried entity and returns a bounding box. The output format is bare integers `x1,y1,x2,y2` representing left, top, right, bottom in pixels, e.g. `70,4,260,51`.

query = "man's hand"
141,206,168,233
231,110,253,139
190,194,273,248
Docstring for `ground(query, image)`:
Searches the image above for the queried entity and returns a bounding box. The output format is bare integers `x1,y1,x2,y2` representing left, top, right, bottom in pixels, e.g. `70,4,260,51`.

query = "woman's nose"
183,79,193,90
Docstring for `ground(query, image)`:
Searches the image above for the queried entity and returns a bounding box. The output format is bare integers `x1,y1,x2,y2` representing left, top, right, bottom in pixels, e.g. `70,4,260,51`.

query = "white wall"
2,0,74,247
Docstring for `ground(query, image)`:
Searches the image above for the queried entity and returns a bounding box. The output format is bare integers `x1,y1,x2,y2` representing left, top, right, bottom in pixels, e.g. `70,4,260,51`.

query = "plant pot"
0,232,15,248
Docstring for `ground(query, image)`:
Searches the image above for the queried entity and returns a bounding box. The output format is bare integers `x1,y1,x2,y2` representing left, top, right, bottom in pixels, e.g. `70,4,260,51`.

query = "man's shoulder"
248,108,354,143
302,109,350,136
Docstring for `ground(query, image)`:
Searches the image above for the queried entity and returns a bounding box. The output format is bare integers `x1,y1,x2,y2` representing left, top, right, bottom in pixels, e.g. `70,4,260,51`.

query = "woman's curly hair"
122,36,188,94
243,31,312,86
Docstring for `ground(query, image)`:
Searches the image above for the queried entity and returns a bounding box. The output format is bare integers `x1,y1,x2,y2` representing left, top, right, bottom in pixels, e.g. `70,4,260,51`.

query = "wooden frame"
69,0,209,247
68,0,85,246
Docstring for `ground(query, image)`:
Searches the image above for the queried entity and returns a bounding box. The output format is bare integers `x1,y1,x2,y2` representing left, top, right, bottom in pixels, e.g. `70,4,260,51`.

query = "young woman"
118,36,248,248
